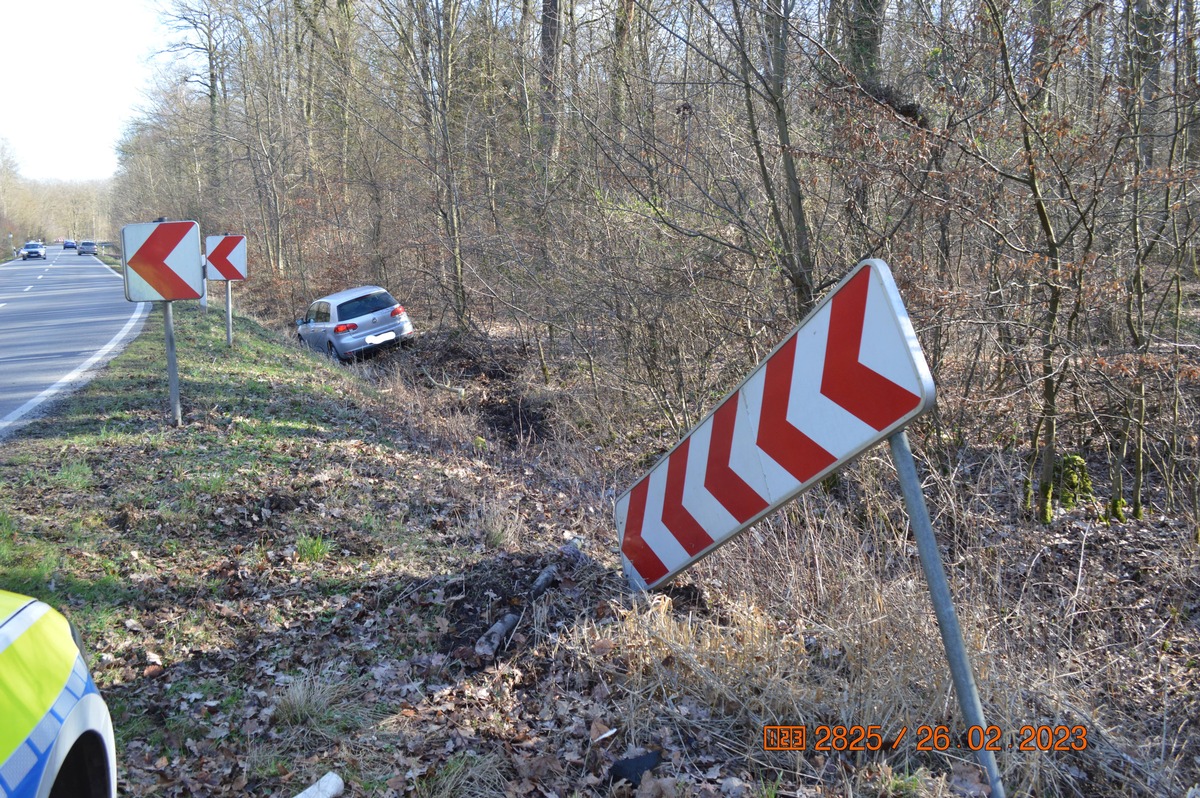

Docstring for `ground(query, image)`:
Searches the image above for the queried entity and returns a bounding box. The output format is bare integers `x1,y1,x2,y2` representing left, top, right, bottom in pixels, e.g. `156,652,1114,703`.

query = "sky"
0,0,173,182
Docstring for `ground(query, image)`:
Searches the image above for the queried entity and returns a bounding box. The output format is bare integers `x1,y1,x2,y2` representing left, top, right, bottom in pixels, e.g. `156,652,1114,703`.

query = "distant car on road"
78,241,98,256
63,240,76,250
0,590,118,798
21,242,46,260
297,286,415,361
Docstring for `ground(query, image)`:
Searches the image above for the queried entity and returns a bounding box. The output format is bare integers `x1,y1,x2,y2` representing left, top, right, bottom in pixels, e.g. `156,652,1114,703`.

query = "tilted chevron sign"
615,259,936,590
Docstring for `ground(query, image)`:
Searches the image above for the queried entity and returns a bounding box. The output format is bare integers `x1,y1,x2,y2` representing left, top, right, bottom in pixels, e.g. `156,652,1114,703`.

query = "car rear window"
338,291,396,320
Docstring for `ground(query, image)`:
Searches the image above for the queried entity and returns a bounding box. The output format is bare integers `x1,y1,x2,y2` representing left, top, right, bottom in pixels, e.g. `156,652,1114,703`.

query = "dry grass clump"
472,499,524,550
571,451,1182,796
580,574,948,761
376,357,477,450
413,752,510,798
272,669,369,740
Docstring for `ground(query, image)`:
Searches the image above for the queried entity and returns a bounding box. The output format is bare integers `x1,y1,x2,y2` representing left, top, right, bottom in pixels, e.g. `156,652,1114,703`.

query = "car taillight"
334,323,358,334
391,306,407,317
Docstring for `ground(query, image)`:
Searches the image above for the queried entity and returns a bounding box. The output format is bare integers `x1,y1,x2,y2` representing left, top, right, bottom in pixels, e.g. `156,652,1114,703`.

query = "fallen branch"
474,563,559,660
475,612,521,660
529,563,558,600
420,366,465,399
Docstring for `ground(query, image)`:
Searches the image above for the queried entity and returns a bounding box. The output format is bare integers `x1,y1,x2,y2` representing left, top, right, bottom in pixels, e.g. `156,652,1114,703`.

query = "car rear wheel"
327,342,342,361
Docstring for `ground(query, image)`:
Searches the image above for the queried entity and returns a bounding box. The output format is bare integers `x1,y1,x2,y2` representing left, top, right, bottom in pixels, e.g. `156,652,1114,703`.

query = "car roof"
309,285,392,305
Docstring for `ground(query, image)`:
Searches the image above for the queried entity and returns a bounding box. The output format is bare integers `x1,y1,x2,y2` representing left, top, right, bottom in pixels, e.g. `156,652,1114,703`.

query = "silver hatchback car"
297,286,415,360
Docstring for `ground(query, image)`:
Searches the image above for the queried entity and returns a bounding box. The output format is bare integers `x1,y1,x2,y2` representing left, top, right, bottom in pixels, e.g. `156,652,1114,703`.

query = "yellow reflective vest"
0,591,115,798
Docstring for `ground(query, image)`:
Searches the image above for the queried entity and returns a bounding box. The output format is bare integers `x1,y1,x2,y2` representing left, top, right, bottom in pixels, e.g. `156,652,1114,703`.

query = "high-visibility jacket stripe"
0,601,78,778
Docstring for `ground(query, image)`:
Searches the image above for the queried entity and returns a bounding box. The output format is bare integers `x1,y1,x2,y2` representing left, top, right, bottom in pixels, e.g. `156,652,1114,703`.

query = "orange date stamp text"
762,724,1089,752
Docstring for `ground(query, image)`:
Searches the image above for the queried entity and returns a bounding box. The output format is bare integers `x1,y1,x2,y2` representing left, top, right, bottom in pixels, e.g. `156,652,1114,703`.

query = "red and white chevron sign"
122,221,204,302
616,260,935,590
206,234,248,281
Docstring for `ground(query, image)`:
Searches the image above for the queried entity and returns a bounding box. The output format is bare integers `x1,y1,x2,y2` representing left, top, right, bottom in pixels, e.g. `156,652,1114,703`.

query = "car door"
299,302,321,349
312,302,333,350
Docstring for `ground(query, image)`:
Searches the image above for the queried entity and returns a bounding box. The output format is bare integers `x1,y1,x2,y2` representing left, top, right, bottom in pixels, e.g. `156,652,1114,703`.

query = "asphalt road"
0,245,148,438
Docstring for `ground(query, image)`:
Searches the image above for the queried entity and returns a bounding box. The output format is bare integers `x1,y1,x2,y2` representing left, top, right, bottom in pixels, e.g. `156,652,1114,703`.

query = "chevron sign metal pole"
890,429,1006,796
615,259,1006,796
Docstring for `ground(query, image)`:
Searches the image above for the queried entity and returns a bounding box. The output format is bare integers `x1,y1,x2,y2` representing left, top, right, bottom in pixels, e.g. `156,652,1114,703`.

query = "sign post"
204,234,247,346
615,260,1006,797
889,430,1004,796
163,301,181,426
121,220,203,427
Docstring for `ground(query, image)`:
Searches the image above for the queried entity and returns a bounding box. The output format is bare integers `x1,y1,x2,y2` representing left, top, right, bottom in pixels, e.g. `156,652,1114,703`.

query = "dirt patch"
376,330,556,447
478,391,552,445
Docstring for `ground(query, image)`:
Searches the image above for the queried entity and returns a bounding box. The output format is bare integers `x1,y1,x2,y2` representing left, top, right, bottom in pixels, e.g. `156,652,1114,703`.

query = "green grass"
296,532,332,562
0,303,389,600
104,692,159,749
51,460,94,492
414,752,508,798
0,546,54,593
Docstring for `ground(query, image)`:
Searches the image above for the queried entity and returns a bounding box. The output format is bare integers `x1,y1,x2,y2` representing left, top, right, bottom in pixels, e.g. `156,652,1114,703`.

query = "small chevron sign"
616,259,935,590
205,234,247,281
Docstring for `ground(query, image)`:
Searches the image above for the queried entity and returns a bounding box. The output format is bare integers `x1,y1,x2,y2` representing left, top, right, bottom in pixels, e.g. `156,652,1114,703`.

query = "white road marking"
0,302,150,432
23,286,32,292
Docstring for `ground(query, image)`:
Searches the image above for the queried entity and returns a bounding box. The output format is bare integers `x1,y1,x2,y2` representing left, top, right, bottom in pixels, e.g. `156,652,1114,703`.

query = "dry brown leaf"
589,718,616,743
592,638,617,656
636,777,678,798
949,761,992,797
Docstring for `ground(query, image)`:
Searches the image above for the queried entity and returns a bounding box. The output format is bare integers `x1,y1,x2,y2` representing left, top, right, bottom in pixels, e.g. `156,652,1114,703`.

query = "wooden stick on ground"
420,366,465,399
474,563,559,660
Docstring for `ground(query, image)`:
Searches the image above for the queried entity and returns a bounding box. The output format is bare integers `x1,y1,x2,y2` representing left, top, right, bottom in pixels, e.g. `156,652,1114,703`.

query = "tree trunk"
611,0,635,142
539,0,563,164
